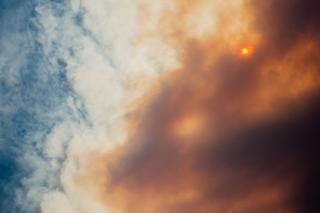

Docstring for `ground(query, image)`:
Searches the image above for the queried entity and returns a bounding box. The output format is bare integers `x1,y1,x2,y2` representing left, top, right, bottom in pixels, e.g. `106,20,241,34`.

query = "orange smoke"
75,0,320,212
171,112,205,140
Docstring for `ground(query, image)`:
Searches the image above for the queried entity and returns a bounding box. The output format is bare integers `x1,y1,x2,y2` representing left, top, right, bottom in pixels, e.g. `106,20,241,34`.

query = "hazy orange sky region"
42,0,320,212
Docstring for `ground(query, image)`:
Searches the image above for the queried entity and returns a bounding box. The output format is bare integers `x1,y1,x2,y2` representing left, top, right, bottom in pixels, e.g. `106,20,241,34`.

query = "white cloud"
20,0,179,212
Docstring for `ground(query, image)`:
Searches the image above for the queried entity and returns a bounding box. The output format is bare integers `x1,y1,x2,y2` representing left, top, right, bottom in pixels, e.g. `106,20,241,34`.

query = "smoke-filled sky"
1,0,320,212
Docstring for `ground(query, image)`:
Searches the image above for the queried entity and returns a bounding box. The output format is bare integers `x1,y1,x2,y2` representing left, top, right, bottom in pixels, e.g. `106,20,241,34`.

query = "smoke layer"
76,0,320,212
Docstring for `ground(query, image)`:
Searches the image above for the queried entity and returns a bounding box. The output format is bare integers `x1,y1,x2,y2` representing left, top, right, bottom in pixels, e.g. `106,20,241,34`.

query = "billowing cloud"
74,0,320,212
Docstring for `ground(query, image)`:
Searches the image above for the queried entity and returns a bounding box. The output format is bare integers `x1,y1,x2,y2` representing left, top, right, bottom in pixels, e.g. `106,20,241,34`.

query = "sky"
0,0,320,212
